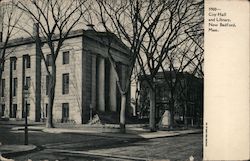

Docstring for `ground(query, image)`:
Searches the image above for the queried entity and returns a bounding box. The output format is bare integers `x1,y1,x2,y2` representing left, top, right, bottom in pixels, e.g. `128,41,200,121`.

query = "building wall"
0,36,83,123
40,37,83,124
1,43,37,120
0,30,131,124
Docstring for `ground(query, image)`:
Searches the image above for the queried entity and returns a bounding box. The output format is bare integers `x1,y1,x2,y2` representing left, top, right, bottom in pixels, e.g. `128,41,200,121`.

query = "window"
1,104,5,116
46,54,52,66
63,51,69,64
62,73,69,94
24,55,31,68
46,75,49,95
62,103,69,122
1,79,5,97
13,78,17,97
11,58,17,70
26,77,31,88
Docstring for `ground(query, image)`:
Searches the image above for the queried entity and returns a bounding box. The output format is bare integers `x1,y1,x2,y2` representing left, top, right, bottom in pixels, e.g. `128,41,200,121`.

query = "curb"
11,126,44,131
138,130,202,139
42,127,202,139
1,145,39,158
50,149,158,161
42,128,144,139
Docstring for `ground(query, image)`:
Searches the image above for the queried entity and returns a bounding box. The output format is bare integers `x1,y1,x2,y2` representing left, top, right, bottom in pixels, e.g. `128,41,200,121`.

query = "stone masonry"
0,29,130,124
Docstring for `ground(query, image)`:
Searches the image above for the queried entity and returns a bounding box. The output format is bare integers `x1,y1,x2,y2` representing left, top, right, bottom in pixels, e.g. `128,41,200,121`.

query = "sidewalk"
11,124,202,139
1,121,202,159
0,144,37,159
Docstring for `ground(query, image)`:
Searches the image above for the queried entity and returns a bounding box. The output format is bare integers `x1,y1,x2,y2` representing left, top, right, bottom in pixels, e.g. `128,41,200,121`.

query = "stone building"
138,71,203,126
0,27,130,124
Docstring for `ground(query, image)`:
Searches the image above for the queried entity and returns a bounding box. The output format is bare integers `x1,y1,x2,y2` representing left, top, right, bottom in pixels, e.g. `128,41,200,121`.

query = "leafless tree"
95,0,203,131
95,0,162,132
137,0,204,129
15,0,89,128
0,0,23,115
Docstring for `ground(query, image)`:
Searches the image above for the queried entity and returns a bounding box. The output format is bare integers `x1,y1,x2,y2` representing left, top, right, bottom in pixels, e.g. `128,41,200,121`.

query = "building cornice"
0,29,130,56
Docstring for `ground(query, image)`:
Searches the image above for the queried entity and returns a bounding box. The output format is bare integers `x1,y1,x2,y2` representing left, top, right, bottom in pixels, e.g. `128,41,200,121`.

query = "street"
0,124,202,161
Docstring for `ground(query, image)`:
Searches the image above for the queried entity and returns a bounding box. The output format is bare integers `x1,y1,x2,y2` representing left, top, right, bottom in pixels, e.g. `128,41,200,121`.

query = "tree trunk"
149,86,156,132
134,84,139,117
184,101,188,128
169,99,175,129
0,69,2,93
0,69,2,117
46,65,56,128
120,93,127,133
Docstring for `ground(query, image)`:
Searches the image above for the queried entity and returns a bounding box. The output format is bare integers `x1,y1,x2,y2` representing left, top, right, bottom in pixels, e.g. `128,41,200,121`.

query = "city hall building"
0,27,130,124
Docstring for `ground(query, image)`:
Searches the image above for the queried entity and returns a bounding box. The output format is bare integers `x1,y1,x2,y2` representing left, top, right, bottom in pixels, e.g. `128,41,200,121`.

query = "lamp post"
23,85,29,145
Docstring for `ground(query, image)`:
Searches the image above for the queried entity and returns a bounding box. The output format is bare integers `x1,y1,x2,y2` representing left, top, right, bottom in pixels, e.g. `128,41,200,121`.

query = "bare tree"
94,0,165,132
15,0,89,128
0,0,23,116
136,0,204,129
161,1,203,128
95,0,203,131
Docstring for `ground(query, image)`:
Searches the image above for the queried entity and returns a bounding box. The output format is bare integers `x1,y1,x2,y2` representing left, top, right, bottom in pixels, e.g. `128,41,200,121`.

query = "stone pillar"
109,65,117,112
91,55,97,111
81,51,92,123
9,57,14,118
105,59,110,111
97,57,105,112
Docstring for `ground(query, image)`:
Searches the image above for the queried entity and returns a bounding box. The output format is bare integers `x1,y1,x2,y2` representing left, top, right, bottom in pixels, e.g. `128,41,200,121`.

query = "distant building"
138,71,203,126
0,27,130,124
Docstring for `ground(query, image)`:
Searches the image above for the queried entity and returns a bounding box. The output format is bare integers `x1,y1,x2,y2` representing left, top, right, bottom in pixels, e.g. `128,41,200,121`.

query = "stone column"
97,57,105,112
109,65,117,112
81,51,92,123
91,55,97,111
9,57,14,118
105,59,110,111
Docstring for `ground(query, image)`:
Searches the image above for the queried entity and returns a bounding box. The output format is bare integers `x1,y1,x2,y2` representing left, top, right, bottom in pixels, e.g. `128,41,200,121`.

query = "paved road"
0,124,140,149
0,124,202,161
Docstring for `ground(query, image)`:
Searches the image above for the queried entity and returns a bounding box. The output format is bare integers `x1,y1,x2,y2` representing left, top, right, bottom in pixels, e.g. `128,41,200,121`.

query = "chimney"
86,24,95,31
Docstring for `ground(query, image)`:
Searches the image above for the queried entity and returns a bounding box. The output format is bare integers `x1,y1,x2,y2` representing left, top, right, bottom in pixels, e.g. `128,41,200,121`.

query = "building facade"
138,72,203,126
0,28,130,124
